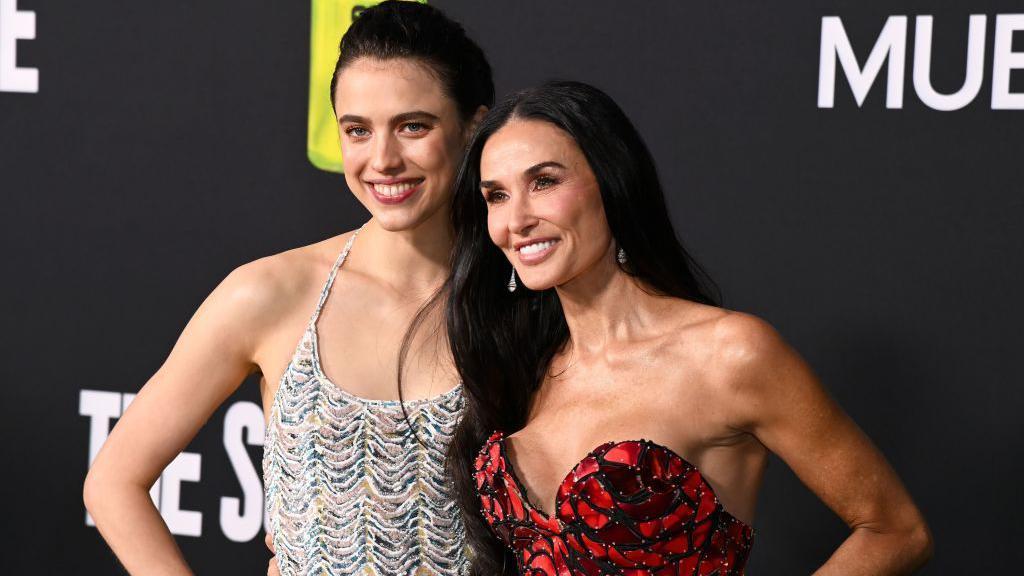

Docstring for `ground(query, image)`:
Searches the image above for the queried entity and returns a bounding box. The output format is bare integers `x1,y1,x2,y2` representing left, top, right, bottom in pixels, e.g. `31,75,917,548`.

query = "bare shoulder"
664,303,781,352
204,231,356,330
684,308,820,430
665,305,801,397
707,311,791,373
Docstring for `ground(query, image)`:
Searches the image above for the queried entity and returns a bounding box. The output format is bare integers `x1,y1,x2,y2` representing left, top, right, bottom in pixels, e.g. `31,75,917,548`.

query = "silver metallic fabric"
263,230,467,575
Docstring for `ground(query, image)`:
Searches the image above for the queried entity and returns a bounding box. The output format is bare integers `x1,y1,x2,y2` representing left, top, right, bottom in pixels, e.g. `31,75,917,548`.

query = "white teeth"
373,182,416,197
519,240,556,255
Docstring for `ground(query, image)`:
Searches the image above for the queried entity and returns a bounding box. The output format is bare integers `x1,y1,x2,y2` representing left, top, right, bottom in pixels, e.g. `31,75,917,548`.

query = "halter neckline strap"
310,224,364,326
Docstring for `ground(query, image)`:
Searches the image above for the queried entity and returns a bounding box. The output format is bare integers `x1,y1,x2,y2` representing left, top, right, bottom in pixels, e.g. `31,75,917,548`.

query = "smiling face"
480,119,615,290
333,57,468,231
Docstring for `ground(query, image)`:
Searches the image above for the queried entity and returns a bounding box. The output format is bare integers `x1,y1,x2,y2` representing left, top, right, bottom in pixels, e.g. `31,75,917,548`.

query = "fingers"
264,532,275,553
265,532,279,575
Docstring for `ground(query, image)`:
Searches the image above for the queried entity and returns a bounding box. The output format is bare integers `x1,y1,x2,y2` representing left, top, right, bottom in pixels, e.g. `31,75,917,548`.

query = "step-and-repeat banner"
2,1,1021,573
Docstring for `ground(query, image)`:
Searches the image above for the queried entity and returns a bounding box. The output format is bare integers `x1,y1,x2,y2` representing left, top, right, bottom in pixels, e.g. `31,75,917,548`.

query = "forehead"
480,120,582,180
333,57,452,118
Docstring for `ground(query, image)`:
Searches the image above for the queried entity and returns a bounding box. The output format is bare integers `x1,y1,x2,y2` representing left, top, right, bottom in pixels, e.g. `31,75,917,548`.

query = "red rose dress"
473,431,754,575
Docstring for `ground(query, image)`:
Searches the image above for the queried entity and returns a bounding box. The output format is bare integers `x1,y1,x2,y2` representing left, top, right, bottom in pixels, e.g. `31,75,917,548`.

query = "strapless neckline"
474,430,754,575
493,431,753,533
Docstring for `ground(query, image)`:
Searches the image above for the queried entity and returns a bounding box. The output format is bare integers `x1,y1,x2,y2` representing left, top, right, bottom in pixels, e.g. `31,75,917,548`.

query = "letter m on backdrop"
818,16,908,109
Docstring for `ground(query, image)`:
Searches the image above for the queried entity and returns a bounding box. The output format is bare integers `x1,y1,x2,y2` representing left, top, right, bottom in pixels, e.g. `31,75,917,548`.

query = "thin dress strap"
309,224,363,326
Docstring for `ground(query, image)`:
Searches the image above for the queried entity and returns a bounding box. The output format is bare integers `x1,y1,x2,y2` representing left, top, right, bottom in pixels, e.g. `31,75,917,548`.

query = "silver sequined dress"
263,230,467,575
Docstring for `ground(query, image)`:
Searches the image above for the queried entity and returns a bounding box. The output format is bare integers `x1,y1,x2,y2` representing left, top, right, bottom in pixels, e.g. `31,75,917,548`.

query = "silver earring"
507,267,517,292
616,246,628,264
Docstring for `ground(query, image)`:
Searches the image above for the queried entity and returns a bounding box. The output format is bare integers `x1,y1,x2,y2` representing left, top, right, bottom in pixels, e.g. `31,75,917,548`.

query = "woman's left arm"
719,314,933,575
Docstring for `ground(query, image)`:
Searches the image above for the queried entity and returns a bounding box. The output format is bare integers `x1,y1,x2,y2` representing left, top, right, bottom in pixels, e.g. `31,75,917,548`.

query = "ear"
463,105,489,140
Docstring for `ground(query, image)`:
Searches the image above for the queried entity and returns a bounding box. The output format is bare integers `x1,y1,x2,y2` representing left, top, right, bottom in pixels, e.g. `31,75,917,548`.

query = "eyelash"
484,191,508,204
484,176,558,204
343,122,431,140
533,176,557,190
345,126,369,138
401,122,429,134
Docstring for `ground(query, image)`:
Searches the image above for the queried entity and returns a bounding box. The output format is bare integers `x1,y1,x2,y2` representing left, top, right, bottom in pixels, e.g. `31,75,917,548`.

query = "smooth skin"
83,57,482,576
478,119,933,574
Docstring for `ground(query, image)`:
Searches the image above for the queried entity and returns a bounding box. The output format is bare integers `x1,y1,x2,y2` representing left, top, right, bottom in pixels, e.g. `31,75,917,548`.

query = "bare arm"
83,262,286,575
720,314,933,575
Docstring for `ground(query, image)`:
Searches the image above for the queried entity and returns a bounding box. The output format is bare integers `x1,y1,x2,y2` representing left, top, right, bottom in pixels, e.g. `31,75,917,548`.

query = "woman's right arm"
83,261,285,575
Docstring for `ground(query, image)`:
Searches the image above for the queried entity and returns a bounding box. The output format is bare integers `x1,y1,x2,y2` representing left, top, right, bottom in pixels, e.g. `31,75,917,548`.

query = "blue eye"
345,126,369,138
402,122,429,135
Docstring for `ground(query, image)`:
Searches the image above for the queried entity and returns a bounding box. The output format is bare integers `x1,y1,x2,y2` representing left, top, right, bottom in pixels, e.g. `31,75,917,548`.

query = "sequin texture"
263,230,468,575
474,431,754,575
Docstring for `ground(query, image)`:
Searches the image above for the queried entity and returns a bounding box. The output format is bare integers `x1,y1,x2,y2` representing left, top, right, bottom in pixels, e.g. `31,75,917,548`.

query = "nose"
507,192,538,237
369,133,403,174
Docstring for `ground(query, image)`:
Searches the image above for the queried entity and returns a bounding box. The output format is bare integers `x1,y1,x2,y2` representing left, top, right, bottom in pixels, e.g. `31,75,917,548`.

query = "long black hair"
444,80,721,574
327,1,495,443
329,0,494,121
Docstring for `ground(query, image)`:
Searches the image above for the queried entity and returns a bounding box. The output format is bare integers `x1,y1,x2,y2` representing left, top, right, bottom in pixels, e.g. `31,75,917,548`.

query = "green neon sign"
307,0,427,173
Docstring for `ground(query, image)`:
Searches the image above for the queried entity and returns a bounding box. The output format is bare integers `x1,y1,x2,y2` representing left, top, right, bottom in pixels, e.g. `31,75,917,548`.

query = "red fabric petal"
473,434,753,575
575,498,611,530
604,441,643,466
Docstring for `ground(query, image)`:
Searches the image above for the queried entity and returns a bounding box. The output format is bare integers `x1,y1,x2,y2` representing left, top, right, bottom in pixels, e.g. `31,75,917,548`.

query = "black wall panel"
1,1,1020,573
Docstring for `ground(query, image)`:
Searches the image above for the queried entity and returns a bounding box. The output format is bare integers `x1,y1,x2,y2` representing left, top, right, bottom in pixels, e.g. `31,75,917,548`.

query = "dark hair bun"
330,1,494,120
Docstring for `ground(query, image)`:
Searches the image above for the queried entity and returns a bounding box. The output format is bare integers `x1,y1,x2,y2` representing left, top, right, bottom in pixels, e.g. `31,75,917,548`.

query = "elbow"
895,503,934,570
854,510,933,572
904,519,934,569
82,468,103,519
875,513,933,571
83,466,118,522
83,466,156,527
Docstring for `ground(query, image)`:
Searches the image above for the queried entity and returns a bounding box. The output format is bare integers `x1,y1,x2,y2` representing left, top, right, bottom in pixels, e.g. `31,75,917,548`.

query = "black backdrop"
1,1,1022,573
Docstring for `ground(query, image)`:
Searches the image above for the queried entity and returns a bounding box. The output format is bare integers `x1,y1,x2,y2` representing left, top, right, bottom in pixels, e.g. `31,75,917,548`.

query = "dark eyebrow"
337,111,440,125
392,110,440,124
524,161,566,176
480,161,566,191
338,114,367,125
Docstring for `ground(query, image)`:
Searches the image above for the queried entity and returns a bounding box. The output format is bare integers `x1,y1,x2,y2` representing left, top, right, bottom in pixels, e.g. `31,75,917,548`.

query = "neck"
355,209,453,295
555,245,667,357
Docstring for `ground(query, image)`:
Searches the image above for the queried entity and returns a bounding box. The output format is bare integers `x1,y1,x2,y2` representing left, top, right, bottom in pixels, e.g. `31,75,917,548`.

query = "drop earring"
507,267,517,292
616,246,628,264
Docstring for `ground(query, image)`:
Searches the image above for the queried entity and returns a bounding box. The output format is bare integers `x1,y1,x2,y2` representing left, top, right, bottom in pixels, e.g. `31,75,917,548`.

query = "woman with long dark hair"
83,3,492,575
445,81,932,575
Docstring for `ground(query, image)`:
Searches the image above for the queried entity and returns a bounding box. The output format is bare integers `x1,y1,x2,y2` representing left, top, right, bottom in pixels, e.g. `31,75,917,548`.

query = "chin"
374,211,425,232
519,274,560,292
374,203,446,233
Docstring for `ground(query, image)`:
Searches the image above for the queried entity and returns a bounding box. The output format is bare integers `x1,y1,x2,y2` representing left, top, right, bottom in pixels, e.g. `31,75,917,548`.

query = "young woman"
445,81,932,575
82,3,493,575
